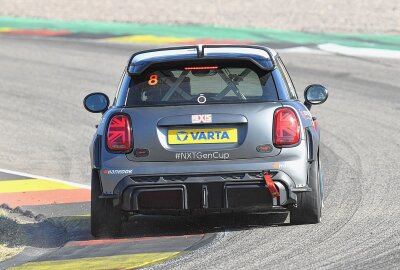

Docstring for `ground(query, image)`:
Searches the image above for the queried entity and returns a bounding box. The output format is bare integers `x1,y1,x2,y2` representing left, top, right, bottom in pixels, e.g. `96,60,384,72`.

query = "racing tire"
91,170,122,238
290,157,322,224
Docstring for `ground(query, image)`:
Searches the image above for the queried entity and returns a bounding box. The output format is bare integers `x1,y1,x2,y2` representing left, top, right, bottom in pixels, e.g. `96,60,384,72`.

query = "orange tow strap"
263,172,280,198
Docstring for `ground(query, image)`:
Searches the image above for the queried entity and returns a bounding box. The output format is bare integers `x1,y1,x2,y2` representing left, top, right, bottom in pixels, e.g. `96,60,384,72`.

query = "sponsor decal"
103,169,133,175
271,162,290,169
301,110,313,120
168,128,237,144
175,151,230,160
192,114,212,124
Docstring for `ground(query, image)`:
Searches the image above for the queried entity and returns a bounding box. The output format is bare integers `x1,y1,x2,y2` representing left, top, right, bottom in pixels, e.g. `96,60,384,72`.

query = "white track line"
318,43,400,59
0,168,90,189
279,46,332,55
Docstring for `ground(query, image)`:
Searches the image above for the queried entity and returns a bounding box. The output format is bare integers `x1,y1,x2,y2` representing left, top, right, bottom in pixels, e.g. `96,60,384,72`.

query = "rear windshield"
126,63,278,106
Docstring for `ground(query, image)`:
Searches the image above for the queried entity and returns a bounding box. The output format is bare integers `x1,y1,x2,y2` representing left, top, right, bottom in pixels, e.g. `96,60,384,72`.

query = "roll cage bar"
153,67,253,102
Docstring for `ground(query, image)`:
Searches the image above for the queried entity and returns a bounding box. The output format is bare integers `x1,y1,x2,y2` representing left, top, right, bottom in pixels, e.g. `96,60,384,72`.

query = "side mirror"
304,84,328,109
83,92,110,113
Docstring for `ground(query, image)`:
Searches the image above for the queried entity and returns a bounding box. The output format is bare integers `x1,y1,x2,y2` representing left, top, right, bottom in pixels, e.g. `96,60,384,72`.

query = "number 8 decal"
148,74,158,86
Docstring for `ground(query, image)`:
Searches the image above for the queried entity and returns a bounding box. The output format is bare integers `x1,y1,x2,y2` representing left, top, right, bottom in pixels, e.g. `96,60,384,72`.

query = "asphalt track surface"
1,35,400,269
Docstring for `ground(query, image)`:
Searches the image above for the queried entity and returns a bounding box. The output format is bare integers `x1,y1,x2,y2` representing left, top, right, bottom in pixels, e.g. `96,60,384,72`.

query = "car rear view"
84,45,328,237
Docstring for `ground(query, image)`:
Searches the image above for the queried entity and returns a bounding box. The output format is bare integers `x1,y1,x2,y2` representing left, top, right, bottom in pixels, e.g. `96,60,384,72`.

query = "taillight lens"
106,114,132,152
273,108,300,146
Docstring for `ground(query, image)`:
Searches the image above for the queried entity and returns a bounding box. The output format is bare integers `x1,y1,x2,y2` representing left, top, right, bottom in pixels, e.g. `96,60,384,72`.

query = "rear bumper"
98,140,310,194
110,171,307,214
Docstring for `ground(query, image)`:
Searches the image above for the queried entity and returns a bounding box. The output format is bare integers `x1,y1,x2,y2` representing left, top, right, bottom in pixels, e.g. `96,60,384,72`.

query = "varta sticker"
168,128,237,144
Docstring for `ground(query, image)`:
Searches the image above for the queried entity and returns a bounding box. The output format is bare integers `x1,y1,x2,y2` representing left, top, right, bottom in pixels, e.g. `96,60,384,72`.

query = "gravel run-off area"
0,0,398,34
0,209,24,262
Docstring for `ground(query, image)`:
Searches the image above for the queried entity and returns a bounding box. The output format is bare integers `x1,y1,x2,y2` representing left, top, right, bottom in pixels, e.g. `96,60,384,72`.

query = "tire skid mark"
312,108,400,268
323,106,400,132
296,71,400,267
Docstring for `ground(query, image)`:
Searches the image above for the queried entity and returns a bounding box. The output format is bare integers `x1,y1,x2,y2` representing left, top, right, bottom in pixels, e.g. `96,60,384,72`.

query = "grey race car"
83,45,329,237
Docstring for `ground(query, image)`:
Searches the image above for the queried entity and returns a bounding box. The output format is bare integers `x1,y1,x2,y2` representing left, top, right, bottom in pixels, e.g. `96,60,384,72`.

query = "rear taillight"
106,114,132,152
273,108,300,146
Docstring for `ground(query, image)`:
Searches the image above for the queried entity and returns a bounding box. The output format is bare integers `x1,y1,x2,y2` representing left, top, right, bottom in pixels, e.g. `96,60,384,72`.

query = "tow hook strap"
263,172,280,198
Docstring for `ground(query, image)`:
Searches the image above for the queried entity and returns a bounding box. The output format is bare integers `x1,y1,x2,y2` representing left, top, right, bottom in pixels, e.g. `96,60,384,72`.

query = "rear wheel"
91,170,122,238
290,157,322,224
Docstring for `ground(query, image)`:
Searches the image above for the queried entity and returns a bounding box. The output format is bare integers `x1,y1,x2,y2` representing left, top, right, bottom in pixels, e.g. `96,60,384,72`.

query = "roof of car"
127,45,278,74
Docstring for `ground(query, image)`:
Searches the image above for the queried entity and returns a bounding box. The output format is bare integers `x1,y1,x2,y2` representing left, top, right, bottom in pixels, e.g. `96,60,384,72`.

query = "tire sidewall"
91,170,122,237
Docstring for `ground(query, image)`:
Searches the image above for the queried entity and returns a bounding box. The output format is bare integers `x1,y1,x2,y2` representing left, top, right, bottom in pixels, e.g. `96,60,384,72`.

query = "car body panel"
120,103,284,162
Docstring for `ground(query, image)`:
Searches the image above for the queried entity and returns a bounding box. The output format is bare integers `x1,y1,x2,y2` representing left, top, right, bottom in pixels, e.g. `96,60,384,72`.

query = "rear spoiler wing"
126,45,276,75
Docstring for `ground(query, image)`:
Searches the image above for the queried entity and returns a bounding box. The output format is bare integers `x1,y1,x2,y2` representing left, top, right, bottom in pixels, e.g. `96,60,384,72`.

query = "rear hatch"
123,60,282,162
